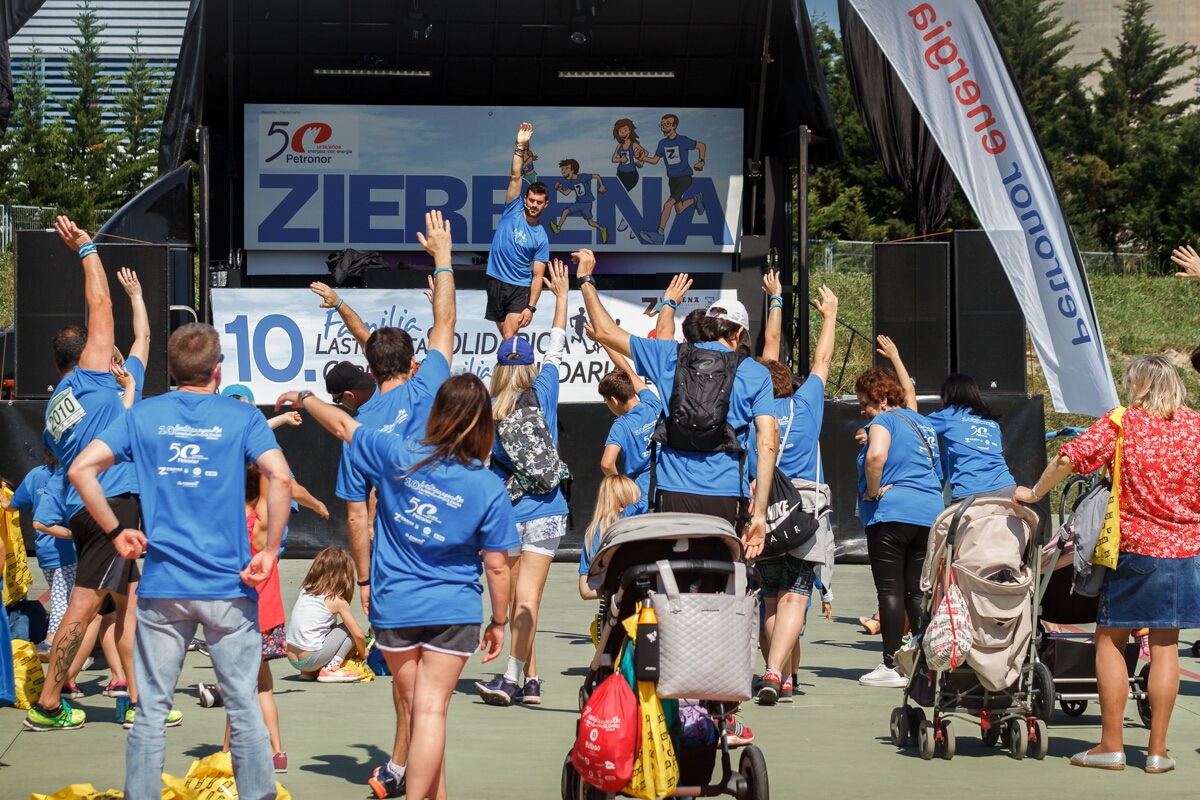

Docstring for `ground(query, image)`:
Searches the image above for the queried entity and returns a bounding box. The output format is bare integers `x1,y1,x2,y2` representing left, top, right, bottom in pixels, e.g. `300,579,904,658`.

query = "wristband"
357,578,371,587
488,617,506,627
577,274,596,287
333,298,343,311
104,525,124,543
433,267,454,277
78,242,97,259
768,294,783,305
525,304,536,314
769,302,783,312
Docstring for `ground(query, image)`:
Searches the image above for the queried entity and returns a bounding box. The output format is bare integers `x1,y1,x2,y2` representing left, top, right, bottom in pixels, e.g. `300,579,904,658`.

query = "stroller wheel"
1136,663,1153,727
1030,718,1049,760
1025,661,1055,726
907,707,926,747
1192,640,1200,659
938,719,956,760
562,750,605,800
1060,699,1087,717
889,707,910,748
917,720,937,760
1007,719,1028,760
737,745,770,800
981,720,1001,747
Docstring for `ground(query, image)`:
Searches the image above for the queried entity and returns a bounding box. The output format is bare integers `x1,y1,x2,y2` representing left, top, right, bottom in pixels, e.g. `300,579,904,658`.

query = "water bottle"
115,695,131,723
634,603,659,682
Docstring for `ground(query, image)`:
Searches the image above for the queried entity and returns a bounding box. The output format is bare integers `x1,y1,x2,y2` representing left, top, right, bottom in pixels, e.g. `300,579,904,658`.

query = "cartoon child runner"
551,159,609,244
638,113,707,245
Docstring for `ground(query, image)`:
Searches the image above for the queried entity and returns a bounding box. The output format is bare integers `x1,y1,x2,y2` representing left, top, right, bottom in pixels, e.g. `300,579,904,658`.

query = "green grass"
0,251,11,330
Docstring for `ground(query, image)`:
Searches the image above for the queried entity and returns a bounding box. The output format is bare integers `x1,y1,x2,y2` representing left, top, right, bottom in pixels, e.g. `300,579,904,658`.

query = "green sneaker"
600,226,609,244
549,220,561,234
24,700,86,731
123,705,184,730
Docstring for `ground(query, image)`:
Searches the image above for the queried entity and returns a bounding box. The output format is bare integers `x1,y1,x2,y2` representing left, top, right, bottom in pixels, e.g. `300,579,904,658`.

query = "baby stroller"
1036,493,1151,726
561,513,769,800
890,496,1050,760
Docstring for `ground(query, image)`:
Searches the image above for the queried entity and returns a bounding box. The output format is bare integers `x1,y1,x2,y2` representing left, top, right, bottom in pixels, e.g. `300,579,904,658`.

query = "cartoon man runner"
550,159,609,244
638,113,707,245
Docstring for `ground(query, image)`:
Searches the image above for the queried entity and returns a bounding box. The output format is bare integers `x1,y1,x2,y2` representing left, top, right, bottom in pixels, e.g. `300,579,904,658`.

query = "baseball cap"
221,384,255,403
497,336,535,366
325,361,374,395
706,298,749,330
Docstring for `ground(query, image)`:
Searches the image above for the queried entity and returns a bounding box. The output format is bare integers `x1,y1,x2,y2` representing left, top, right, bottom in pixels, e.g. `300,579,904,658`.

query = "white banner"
210,288,736,404
845,0,1118,415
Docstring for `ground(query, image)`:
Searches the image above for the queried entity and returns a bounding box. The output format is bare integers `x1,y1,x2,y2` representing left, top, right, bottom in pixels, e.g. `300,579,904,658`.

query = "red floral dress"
1060,406,1200,558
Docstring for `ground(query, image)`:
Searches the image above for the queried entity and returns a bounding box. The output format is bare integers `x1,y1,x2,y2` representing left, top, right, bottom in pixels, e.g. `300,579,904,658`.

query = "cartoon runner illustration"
550,159,609,244
638,113,707,245
569,306,599,354
521,147,539,184
611,117,648,192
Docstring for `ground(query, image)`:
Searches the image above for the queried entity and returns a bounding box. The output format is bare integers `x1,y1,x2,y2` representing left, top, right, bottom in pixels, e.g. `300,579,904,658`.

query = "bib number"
46,388,86,442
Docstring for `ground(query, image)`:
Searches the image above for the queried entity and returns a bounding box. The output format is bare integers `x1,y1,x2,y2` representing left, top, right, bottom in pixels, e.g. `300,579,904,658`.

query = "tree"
57,0,113,225
1,46,66,208
109,33,168,208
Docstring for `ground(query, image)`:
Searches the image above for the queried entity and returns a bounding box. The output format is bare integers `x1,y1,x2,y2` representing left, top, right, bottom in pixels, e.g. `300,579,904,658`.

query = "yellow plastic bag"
620,614,678,800
1093,406,1126,571
12,639,45,709
28,785,123,800
3,484,33,605
339,651,375,682
162,751,292,800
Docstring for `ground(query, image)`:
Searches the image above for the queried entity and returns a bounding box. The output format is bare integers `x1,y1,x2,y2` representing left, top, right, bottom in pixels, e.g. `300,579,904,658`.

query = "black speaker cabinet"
951,230,1026,392
15,231,172,399
872,242,950,393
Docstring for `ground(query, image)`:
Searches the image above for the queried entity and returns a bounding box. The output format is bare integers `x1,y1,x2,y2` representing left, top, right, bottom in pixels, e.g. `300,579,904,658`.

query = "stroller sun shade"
586,513,743,592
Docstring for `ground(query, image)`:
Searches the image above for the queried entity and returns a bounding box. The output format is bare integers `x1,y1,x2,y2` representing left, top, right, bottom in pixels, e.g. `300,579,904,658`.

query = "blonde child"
578,475,641,603
286,547,368,682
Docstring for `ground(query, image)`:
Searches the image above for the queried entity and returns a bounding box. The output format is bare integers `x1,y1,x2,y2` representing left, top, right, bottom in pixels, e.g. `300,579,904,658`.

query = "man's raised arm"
58,216,113,371
576,249,633,358
506,123,533,203
310,281,371,349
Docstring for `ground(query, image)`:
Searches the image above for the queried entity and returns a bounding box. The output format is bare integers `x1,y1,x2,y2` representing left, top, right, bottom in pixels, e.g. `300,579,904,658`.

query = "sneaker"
123,706,184,730
197,683,224,708
751,674,764,694
693,192,706,216
273,752,288,773
24,700,86,731
297,670,319,682
195,640,210,658
638,229,664,245
37,640,51,662
187,638,201,652
549,220,561,234
599,227,609,244
521,676,542,705
368,763,406,798
1135,630,1151,662
317,666,364,683
61,681,84,700
474,674,520,706
757,671,781,705
102,679,129,698
779,678,794,703
723,715,754,747
859,663,907,688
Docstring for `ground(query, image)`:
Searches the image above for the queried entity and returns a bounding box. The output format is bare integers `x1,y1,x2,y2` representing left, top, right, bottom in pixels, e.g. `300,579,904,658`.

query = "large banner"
844,0,1119,416
211,288,736,404
243,104,743,255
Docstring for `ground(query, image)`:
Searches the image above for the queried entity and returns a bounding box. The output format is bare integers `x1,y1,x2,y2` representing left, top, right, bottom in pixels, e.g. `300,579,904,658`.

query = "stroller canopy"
587,513,743,587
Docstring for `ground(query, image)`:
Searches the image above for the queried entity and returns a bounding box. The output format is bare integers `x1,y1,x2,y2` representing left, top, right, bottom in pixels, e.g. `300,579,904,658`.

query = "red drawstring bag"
572,672,640,792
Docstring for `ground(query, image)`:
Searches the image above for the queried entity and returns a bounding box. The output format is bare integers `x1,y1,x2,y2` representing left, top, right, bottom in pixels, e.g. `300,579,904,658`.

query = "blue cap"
221,384,255,403
497,336,534,365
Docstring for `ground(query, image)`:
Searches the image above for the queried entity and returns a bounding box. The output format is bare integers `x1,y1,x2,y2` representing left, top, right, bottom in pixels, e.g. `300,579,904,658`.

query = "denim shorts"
756,554,815,599
1098,551,1200,629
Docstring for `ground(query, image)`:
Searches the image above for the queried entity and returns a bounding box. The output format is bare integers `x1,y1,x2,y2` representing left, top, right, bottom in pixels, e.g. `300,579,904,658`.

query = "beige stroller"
890,496,1051,760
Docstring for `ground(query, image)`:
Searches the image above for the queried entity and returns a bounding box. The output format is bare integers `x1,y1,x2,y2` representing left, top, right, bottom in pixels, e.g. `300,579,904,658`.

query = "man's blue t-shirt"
655,135,698,178
926,406,1016,499
563,176,594,205
604,389,662,509
491,362,570,523
335,351,451,502
857,408,945,529
629,338,774,497
32,471,76,570
486,198,550,287
99,392,279,601
348,429,518,629
44,368,139,520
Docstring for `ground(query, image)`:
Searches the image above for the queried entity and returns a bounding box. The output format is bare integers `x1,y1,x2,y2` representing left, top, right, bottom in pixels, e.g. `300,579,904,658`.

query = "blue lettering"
258,174,319,243
596,179,662,241
471,175,510,245
323,174,344,243
349,175,405,243
1072,318,1092,345
665,178,733,246
405,175,469,244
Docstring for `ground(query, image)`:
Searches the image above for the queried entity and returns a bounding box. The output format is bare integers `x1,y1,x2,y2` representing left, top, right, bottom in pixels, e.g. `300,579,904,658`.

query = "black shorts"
374,623,481,657
70,495,141,594
668,174,694,202
485,277,530,322
655,490,745,528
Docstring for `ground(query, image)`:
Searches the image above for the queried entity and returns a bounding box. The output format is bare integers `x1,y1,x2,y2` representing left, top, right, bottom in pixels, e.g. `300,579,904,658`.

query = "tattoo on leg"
51,622,86,687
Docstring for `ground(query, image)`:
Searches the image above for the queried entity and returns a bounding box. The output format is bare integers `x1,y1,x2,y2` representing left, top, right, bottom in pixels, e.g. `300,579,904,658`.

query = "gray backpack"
495,390,571,503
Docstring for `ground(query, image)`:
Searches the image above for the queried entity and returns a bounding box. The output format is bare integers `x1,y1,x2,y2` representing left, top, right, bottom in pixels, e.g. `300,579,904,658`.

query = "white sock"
503,656,525,683
387,760,405,779
327,656,344,670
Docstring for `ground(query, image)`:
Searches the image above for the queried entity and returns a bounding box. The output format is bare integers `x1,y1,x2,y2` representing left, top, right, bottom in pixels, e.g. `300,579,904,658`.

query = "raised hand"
415,209,452,262
516,122,533,147
544,259,570,299
310,281,340,309
815,285,838,320
117,268,142,297
664,272,692,306
572,248,597,277
762,269,782,298
55,216,91,252
876,334,901,363
1172,244,1200,279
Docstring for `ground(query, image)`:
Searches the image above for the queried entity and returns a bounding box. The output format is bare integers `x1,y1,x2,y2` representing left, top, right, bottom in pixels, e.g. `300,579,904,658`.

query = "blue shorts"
1098,552,1200,629
565,202,593,221
757,554,815,599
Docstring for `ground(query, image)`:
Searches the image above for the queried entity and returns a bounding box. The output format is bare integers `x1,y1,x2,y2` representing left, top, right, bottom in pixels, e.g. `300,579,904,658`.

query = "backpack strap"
890,409,937,470
777,398,795,468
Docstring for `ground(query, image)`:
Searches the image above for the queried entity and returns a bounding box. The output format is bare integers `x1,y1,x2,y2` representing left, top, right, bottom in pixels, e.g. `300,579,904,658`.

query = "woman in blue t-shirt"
927,374,1017,500
854,344,944,689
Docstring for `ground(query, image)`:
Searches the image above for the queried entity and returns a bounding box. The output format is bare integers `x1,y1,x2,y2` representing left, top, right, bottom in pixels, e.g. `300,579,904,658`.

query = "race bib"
46,388,86,442
664,146,681,165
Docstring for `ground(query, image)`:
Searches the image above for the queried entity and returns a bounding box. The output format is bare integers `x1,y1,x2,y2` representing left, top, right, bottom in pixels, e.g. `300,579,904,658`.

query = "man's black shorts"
485,277,530,322
667,174,694,202
71,494,141,594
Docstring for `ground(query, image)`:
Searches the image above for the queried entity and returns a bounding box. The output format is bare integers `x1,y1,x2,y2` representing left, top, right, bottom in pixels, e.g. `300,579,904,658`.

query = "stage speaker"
952,230,1026,392
15,231,172,399
872,242,950,393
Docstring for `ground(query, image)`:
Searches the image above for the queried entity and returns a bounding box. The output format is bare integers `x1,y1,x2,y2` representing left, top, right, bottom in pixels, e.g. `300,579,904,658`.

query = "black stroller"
561,513,769,800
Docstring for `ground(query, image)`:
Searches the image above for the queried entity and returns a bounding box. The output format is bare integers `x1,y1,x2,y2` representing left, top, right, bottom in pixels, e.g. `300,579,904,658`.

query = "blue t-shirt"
491,363,570,523
562,176,594,205
9,465,51,516
348,429,518,629
579,529,603,577
335,351,451,502
32,471,76,570
655,135,699,178
44,368,139,520
747,375,827,484
99,392,279,601
857,408,945,528
616,143,638,173
926,406,1016,499
629,338,774,497
125,356,146,405
604,389,662,509
486,197,550,287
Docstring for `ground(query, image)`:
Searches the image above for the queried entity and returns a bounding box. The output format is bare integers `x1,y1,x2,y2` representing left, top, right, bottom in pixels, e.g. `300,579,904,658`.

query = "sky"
807,0,840,32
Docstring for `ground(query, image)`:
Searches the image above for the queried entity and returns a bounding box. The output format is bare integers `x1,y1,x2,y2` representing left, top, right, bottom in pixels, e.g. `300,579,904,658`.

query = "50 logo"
259,114,358,169
264,121,334,163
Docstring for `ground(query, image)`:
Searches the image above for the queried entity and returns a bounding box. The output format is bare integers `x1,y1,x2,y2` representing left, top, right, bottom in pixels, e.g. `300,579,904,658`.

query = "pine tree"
1,46,66,208
57,0,113,225
110,33,168,208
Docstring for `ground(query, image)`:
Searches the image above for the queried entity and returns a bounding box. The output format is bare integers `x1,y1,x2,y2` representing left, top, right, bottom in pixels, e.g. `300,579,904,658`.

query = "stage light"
407,0,433,39
568,0,592,45
313,69,432,77
558,71,675,79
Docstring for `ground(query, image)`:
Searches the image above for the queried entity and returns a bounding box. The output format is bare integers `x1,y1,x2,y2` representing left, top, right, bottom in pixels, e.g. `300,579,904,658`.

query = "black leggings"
866,521,929,667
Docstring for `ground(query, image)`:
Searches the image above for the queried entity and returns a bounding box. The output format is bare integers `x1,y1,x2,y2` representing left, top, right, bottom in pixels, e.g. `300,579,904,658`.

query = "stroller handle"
616,559,762,595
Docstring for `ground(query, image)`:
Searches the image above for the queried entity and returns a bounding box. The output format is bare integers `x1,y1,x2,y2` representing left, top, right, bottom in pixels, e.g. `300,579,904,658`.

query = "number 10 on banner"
224,314,316,383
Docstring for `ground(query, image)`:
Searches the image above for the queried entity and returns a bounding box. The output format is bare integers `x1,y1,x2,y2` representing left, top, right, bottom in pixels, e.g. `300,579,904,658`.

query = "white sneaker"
859,664,907,688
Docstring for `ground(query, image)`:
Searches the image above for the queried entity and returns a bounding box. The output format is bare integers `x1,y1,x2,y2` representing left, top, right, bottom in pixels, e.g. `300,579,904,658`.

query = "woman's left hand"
479,622,505,663
1012,486,1039,504
544,258,570,298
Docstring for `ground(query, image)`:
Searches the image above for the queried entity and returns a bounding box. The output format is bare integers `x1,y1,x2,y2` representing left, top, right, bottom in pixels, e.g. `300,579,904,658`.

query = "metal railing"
806,238,1153,275
0,206,116,250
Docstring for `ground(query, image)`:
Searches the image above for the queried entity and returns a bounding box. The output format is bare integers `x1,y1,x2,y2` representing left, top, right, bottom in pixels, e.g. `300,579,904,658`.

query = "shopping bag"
339,652,375,682
571,671,640,792
11,639,44,709
28,785,123,799
3,485,32,605
161,751,292,800
1092,407,1126,570
620,615,679,800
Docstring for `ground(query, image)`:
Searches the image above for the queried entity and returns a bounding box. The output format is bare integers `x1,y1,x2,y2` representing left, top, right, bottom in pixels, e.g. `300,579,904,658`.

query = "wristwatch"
577,274,596,287
295,390,315,405
525,304,537,314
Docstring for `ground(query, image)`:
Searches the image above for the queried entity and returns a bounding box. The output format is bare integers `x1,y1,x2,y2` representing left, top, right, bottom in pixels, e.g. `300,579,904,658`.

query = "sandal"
859,613,881,636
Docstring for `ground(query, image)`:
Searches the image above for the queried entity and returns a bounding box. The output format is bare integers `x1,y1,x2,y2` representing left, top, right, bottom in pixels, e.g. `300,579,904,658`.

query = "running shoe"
123,706,184,730
368,763,406,798
757,671,781,705
103,679,129,698
693,192,706,216
273,752,288,773
23,700,85,731
521,676,542,705
723,715,754,747
859,664,907,688
779,678,794,703
297,670,319,682
195,640,210,657
549,220,561,235
317,665,364,683
61,681,85,700
187,638,201,652
474,674,520,706
638,229,664,245
600,227,609,245
197,683,224,708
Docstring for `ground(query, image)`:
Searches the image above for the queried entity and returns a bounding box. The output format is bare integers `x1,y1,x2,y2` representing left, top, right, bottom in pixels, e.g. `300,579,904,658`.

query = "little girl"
578,475,640,609
287,547,367,683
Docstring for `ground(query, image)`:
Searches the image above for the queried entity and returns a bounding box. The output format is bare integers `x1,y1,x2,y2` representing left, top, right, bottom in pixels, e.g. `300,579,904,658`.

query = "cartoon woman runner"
611,118,648,192
521,147,539,184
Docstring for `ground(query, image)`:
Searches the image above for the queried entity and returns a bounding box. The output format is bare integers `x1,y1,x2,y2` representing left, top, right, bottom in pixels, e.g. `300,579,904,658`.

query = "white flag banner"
211,287,736,404
845,0,1118,415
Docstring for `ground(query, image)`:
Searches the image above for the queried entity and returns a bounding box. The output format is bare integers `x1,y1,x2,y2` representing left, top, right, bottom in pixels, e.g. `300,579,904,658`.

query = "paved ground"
3,560,1200,799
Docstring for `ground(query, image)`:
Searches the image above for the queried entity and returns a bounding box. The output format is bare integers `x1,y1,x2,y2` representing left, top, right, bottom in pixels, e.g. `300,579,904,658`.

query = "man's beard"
524,202,543,219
